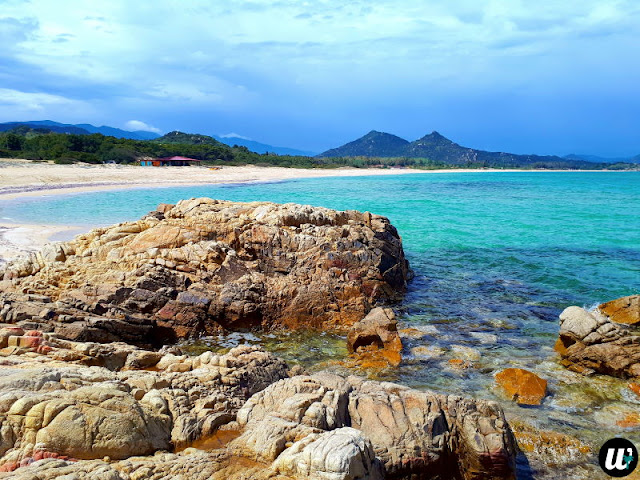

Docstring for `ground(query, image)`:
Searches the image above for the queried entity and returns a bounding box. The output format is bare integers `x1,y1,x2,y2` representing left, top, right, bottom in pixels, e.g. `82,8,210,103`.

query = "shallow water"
2,171,640,476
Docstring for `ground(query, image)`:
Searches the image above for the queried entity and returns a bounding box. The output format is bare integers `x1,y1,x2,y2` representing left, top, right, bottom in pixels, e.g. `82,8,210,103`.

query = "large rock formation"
0,334,289,465
235,374,517,479
0,329,517,479
0,199,410,344
556,305,640,378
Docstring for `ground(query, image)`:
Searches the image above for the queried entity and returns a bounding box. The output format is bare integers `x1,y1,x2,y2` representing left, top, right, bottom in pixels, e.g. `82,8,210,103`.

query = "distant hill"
319,130,616,169
153,131,315,156
0,121,161,140
212,135,316,156
320,130,409,158
564,153,640,164
152,131,226,146
0,122,90,135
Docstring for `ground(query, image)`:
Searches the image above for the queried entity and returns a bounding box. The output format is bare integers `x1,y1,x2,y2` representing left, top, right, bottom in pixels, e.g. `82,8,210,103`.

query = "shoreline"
0,162,430,201
0,162,635,266
0,160,630,201
0,223,84,266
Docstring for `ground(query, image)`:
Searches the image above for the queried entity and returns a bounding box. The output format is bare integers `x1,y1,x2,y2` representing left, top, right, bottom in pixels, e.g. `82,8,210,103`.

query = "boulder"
556,305,640,378
0,199,411,343
494,368,548,405
599,294,640,326
346,307,402,367
273,427,384,480
236,373,517,480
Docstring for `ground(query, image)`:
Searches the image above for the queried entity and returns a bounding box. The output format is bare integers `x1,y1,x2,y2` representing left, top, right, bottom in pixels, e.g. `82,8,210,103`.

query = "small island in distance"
0,120,638,170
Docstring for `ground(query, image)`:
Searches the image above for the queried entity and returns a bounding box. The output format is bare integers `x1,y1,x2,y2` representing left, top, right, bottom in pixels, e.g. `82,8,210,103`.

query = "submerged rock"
0,199,410,344
495,368,548,405
556,305,640,378
599,294,640,326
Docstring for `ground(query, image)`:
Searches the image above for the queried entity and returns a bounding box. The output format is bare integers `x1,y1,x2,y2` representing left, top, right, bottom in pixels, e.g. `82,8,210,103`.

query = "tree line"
0,130,632,170
0,130,453,168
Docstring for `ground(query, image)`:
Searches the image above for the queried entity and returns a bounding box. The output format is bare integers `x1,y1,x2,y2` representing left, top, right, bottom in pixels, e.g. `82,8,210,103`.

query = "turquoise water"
2,171,640,474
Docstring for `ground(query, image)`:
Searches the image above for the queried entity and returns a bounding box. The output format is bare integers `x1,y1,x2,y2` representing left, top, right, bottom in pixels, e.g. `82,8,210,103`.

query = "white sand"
0,159,607,266
0,159,433,200
0,159,432,265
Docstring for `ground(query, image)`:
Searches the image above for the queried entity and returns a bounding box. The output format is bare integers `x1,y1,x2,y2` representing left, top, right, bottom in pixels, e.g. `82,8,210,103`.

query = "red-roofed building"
140,156,202,167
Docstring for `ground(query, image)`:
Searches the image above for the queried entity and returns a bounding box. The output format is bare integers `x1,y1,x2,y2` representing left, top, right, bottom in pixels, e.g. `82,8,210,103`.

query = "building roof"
155,156,202,162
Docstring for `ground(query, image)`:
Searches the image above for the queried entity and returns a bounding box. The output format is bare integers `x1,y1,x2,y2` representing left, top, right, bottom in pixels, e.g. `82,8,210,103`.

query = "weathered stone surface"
599,294,640,326
346,307,402,367
0,332,289,471
0,199,410,343
0,333,518,480
237,374,517,480
273,427,384,480
557,305,640,378
494,368,548,405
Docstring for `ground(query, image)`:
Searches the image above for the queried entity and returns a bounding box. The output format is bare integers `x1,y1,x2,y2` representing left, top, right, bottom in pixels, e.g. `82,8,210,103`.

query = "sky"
1,0,639,156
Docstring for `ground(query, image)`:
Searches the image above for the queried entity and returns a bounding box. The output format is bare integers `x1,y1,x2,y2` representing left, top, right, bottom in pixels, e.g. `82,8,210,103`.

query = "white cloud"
124,120,161,133
1,0,639,154
0,88,92,121
219,132,252,140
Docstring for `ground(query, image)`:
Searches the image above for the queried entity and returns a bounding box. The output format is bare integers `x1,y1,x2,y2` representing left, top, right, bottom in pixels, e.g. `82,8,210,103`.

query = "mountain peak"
319,130,409,157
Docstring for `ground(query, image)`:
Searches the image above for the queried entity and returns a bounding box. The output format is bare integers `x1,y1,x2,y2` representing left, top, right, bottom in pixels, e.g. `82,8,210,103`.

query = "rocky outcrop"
599,294,640,326
0,335,289,469
494,368,548,406
0,199,411,344
235,374,517,479
347,307,403,367
556,305,640,378
0,329,517,479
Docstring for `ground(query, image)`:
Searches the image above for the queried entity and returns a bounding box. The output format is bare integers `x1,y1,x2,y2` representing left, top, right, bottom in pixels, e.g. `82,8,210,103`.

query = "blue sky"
1,0,639,156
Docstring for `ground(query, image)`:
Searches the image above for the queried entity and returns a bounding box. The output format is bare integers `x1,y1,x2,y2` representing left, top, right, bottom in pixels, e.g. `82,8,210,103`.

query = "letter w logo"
606,448,634,471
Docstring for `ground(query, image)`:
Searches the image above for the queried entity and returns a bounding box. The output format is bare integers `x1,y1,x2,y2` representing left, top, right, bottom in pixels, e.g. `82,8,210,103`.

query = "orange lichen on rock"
599,295,640,326
347,307,402,367
617,413,640,428
495,368,548,405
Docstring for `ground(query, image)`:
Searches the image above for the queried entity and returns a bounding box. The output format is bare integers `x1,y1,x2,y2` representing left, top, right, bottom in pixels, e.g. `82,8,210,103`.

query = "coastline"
0,161,430,201
0,161,632,266
0,223,84,266
0,159,625,201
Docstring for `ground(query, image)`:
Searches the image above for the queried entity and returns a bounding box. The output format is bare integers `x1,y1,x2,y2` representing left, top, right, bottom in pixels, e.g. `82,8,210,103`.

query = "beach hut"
140,156,202,167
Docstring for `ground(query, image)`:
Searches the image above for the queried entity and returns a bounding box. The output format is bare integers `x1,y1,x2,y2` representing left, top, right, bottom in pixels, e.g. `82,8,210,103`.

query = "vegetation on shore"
0,127,636,170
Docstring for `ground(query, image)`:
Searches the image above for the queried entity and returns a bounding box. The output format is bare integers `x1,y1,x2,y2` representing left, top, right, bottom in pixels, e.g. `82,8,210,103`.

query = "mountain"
154,131,315,156
319,130,410,158
0,121,161,140
564,153,640,164
0,122,90,135
319,130,608,168
152,131,226,146
75,123,160,140
212,135,315,156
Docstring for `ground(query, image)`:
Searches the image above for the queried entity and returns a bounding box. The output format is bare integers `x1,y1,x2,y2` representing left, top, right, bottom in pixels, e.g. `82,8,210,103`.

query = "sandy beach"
0,159,611,266
0,159,433,200
0,159,433,265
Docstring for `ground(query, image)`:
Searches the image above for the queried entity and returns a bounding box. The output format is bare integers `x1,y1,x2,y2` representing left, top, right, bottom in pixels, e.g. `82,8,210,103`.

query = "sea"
2,171,639,477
